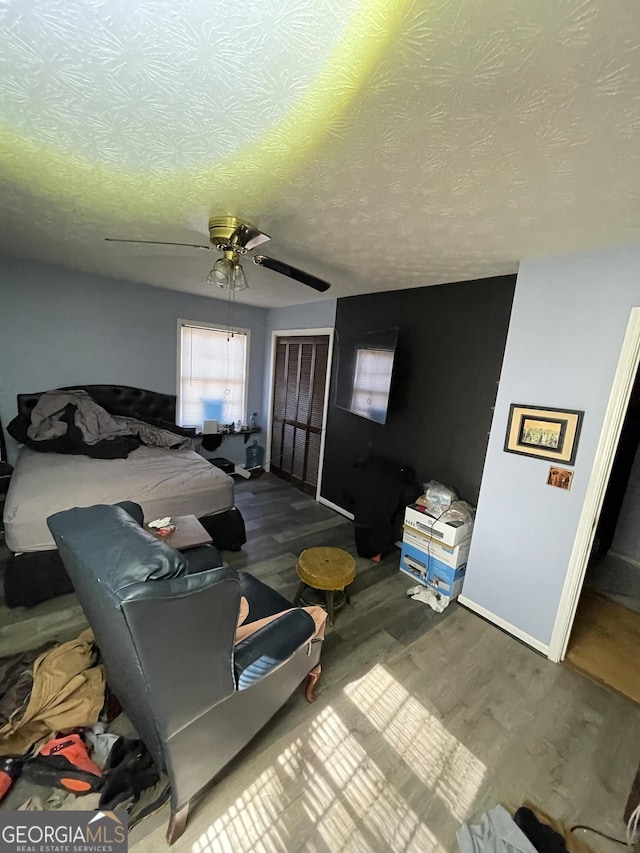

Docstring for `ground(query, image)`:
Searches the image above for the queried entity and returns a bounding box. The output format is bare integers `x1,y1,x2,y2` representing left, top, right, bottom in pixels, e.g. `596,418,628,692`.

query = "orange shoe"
0,756,23,801
24,734,103,793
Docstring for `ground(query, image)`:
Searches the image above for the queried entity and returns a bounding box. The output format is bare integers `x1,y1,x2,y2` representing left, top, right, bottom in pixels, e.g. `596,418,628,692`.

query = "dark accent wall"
320,275,516,507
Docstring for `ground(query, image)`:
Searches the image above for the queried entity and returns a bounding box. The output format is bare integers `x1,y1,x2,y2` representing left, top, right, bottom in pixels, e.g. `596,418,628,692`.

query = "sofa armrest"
183,544,224,575
114,501,144,526
234,609,316,690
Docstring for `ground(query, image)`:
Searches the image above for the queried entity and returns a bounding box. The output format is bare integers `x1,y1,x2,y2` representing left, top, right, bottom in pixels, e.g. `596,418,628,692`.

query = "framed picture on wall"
504,404,584,465
547,466,574,490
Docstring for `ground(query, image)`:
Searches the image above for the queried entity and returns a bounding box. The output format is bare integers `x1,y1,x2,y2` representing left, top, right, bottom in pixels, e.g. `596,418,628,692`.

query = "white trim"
315,330,335,502
458,595,550,655
177,318,251,427
317,496,355,520
264,331,277,472
548,307,640,662
244,327,251,428
265,327,335,497
270,327,335,336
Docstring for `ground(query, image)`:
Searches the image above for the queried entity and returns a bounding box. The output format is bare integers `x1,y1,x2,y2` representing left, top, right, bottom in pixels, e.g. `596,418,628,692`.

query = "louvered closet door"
271,336,329,495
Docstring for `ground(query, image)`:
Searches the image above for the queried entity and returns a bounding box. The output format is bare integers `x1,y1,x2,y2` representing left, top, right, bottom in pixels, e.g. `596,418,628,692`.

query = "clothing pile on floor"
458,804,593,853
0,630,169,827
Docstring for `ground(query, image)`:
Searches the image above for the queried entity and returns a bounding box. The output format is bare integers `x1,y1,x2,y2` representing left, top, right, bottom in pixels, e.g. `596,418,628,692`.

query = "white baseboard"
317,496,354,521
458,595,550,656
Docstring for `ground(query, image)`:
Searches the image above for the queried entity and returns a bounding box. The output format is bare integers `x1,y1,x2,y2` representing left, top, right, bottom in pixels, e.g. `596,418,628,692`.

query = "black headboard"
17,385,177,424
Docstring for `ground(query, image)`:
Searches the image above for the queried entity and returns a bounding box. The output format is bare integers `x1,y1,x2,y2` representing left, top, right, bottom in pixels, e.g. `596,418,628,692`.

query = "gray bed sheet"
4,446,234,553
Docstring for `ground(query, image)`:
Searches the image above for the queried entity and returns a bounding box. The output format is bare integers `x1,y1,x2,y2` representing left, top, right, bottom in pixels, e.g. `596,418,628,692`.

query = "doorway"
550,308,640,665
564,351,640,703
269,333,332,496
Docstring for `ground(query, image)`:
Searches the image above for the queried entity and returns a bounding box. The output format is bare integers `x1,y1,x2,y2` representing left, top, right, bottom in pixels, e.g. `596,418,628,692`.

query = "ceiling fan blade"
253,255,331,293
105,238,212,251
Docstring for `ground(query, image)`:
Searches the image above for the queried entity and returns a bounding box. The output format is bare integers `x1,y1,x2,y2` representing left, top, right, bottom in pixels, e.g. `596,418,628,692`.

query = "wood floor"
3,475,640,851
584,552,640,615
0,551,88,658
131,475,639,853
567,589,640,706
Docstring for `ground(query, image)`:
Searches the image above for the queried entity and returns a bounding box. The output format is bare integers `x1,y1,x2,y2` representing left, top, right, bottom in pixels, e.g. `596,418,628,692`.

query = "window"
350,347,394,422
178,321,248,428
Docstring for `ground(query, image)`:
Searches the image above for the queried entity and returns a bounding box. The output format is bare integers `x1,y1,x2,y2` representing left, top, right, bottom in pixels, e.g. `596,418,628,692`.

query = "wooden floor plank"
567,589,640,705
3,475,639,852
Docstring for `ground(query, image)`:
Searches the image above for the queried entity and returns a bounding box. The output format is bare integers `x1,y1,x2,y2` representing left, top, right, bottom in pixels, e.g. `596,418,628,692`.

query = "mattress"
4,446,234,553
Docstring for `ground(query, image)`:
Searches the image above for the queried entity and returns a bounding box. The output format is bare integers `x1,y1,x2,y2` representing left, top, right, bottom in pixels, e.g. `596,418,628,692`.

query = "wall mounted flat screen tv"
334,327,399,424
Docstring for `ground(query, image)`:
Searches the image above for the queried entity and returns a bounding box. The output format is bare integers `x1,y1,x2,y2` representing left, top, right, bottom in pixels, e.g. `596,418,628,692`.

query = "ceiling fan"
105,216,330,293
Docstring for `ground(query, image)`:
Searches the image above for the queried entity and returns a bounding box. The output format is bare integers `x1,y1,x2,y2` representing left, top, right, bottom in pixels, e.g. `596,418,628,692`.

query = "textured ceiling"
1,0,640,307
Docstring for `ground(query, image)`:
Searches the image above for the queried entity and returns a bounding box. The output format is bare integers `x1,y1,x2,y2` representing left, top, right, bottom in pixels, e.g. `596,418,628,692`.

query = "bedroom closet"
270,335,330,496
566,364,640,704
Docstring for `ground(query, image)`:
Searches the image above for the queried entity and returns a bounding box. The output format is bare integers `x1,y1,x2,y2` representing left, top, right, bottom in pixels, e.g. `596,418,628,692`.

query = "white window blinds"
351,348,394,419
179,323,248,428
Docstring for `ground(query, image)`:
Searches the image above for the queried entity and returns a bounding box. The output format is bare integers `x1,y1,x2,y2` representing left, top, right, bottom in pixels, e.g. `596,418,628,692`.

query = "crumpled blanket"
458,805,593,853
28,390,190,450
457,805,538,853
0,642,56,730
0,629,105,757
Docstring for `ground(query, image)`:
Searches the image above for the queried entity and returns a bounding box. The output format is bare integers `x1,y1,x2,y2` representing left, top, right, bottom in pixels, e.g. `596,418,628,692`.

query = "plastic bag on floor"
406,585,449,612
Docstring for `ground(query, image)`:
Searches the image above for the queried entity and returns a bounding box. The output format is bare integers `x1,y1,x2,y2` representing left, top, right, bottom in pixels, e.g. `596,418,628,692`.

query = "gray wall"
265,300,337,333
0,256,267,465
261,300,337,449
463,244,640,648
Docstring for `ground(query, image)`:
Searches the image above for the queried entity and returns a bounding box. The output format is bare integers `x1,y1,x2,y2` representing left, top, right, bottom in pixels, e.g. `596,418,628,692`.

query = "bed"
3,384,245,607
5,445,235,553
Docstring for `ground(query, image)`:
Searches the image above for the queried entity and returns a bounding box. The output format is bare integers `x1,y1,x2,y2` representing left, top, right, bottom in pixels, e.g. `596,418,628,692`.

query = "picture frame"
547,466,574,491
504,404,583,465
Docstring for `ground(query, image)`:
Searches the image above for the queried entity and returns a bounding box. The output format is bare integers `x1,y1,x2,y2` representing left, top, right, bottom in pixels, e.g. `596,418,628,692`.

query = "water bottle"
249,412,258,429
246,440,265,469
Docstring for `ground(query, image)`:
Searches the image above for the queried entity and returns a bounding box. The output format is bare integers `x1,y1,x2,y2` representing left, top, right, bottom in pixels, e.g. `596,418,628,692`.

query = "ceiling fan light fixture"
107,216,330,293
207,257,233,287
230,263,248,292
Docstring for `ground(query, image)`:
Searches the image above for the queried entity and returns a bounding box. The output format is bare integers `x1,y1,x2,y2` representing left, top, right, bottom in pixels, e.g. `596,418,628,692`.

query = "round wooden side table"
293,546,356,625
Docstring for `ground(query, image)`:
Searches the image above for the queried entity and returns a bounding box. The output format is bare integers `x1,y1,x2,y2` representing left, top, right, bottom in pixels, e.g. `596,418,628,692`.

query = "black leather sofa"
47,502,323,844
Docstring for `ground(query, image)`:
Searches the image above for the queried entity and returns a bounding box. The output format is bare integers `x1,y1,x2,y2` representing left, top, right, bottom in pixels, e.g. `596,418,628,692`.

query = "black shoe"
99,740,159,811
128,780,171,829
23,734,102,794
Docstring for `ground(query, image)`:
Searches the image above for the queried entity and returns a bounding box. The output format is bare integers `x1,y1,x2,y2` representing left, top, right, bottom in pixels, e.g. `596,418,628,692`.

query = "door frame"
548,307,640,662
265,327,335,501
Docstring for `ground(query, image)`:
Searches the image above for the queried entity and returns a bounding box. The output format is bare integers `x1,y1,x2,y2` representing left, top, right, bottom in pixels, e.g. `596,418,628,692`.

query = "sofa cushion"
238,571,293,621
47,504,186,594
182,544,224,575
233,609,315,690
